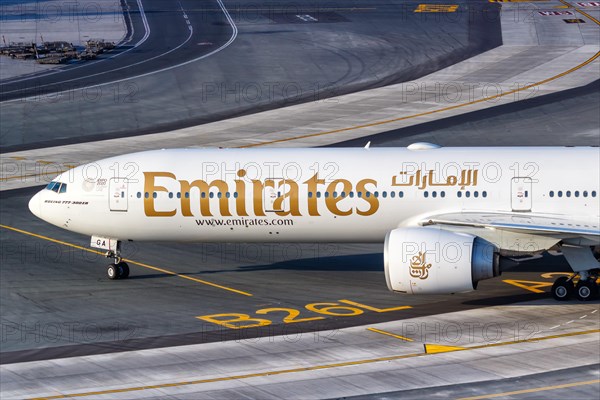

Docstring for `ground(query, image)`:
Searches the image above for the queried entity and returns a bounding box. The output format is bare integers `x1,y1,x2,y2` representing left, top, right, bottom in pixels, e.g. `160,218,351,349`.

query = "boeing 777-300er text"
29,144,600,301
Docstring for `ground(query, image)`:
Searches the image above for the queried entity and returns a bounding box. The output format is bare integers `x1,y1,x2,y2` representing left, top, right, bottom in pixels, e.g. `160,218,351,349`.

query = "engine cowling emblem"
409,251,432,280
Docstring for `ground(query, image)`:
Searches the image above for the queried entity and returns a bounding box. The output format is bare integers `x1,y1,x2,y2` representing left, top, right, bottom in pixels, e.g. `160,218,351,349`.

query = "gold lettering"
235,169,248,216
303,173,325,216
274,179,301,216
144,172,176,217
356,178,379,216
325,179,352,216
179,179,231,217
252,179,274,217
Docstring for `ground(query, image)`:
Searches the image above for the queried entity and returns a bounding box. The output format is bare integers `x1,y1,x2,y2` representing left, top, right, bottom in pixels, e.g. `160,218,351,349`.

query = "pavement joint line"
0,224,252,297
456,378,600,400
367,327,414,342
26,329,600,400
238,3,600,148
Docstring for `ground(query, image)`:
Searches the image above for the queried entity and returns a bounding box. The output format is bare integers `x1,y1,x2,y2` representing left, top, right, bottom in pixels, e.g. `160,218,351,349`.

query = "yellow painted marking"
555,4,570,7
540,272,572,279
457,379,600,400
196,313,270,329
9,156,26,160
502,279,553,293
36,160,54,165
0,224,252,297
414,4,459,12
560,0,600,24
368,327,414,342
339,299,412,312
424,343,467,353
0,169,72,182
28,329,600,400
239,3,600,149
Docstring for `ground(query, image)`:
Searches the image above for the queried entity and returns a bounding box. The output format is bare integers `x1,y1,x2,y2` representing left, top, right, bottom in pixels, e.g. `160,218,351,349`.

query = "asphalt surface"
0,0,233,101
0,185,575,364
0,0,502,151
2,41,599,365
332,79,600,148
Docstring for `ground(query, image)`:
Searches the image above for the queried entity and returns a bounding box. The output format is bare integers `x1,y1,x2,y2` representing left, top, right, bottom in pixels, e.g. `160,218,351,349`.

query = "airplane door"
109,178,128,211
511,177,532,212
263,178,289,212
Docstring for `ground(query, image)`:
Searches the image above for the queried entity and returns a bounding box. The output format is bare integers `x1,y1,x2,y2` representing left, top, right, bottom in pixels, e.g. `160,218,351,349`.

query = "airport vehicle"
28,144,600,300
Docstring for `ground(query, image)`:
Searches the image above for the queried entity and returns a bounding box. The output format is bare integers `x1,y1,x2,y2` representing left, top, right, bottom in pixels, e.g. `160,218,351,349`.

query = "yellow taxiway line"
28,329,600,399
0,224,253,297
367,327,414,341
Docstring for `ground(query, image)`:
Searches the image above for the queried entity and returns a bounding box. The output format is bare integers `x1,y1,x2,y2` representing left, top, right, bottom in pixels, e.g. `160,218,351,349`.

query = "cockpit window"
46,181,67,193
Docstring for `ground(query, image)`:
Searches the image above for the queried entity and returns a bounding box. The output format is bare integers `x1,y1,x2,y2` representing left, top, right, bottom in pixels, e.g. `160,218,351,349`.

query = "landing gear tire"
552,277,574,301
107,262,129,280
107,264,120,280
575,279,599,301
118,262,130,279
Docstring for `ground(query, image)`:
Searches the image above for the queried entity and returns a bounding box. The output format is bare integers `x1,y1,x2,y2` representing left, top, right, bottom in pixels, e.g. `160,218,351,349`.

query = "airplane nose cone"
28,191,42,219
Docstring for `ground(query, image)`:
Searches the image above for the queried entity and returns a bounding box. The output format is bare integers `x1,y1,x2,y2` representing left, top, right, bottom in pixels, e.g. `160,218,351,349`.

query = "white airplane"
29,144,600,301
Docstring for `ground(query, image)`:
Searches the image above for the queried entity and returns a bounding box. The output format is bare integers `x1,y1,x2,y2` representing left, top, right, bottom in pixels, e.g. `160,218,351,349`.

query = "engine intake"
384,227,500,294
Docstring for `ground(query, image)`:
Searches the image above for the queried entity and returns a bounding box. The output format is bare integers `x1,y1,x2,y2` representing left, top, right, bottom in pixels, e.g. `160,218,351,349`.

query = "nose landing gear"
105,250,130,280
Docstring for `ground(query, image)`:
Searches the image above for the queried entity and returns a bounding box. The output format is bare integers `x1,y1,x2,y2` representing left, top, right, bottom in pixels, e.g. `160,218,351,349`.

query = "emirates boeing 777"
29,144,600,301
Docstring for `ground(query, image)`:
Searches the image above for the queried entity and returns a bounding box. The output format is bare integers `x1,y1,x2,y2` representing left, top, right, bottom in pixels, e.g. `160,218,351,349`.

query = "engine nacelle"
384,227,500,294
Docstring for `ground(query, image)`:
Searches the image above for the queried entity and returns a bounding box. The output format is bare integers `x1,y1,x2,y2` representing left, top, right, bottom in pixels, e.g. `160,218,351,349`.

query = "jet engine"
384,227,500,294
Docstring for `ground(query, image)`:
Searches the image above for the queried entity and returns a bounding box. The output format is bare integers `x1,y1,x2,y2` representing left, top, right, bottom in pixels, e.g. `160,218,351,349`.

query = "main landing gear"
552,272,599,301
105,249,129,280
553,244,600,301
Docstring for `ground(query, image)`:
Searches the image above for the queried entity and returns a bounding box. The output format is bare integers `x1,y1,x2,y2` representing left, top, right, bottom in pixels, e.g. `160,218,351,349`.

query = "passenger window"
566,191,571,198
390,191,395,198
137,192,142,199
382,191,387,198
558,191,563,197
583,191,588,197
168,192,173,199
457,192,462,198
549,191,554,198
482,191,486,198
432,191,437,198
399,191,404,198
575,191,580,198
441,191,446,198
424,191,429,198
153,192,157,199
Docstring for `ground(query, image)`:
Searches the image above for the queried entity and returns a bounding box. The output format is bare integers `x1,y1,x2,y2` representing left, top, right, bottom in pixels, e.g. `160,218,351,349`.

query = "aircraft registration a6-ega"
29,144,600,301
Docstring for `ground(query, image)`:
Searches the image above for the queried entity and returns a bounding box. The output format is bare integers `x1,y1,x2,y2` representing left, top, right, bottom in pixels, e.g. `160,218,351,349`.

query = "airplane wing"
420,212,600,241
